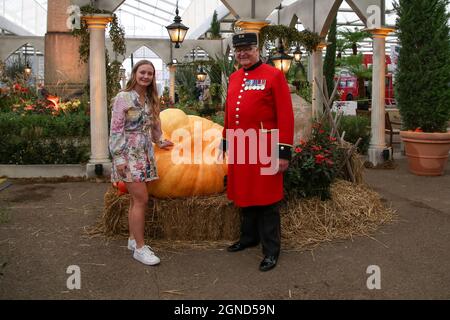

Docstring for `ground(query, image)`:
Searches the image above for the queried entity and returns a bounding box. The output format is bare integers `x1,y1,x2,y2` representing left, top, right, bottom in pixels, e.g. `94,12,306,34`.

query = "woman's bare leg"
126,182,148,249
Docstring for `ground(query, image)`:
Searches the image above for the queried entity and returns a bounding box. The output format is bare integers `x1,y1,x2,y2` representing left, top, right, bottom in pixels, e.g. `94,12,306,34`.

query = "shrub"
395,0,450,132
0,112,90,164
210,111,224,126
338,115,371,154
285,122,342,200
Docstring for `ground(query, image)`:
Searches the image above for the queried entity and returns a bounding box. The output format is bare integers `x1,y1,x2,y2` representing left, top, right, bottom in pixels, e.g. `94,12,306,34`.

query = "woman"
109,60,173,266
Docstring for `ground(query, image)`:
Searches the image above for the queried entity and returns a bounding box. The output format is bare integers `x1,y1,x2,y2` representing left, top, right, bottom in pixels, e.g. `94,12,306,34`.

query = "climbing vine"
72,5,126,104
259,25,321,52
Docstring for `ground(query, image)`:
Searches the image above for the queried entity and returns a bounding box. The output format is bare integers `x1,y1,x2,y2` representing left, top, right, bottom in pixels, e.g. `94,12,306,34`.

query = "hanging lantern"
293,46,302,62
196,66,207,82
24,64,32,76
166,1,189,48
271,42,293,74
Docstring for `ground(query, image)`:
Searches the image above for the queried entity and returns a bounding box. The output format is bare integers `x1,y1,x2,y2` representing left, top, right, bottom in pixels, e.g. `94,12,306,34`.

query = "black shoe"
227,242,258,252
259,255,278,272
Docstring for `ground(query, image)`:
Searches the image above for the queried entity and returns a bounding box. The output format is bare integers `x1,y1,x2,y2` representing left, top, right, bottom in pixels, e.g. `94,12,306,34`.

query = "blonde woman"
109,60,173,265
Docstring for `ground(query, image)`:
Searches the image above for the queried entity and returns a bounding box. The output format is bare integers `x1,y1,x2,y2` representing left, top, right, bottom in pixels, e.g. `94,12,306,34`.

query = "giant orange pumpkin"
147,108,227,198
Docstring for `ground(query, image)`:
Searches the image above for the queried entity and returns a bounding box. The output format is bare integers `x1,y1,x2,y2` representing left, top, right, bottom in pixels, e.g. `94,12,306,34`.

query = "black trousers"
239,202,281,257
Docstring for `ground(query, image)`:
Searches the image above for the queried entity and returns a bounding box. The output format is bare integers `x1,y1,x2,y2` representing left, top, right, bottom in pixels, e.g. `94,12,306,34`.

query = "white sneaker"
133,245,160,266
128,238,136,251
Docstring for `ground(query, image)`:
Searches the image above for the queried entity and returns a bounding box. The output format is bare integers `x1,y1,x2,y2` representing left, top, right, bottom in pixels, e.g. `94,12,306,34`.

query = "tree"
338,27,371,55
337,54,372,99
395,0,450,132
324,16,337,95
336,38,349,59
209,10,221,39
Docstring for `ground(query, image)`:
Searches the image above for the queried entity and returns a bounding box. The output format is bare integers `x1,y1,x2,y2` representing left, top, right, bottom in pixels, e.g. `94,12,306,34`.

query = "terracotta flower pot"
400,131,450,176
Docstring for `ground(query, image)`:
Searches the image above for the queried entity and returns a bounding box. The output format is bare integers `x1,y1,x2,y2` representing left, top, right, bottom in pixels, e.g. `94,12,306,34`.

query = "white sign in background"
332,101,358,116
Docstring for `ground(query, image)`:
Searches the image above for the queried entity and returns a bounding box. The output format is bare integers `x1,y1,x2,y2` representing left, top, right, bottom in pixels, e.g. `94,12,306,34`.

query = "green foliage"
324,17,337,95
337,54,372,79
211,111,224,126
0,113,90,138
297,81,312,104
175,64,198,103
337,54,372,98
160,87,172,109
175,102,200,116
338,27,371,55
336,38,349,59
72,5,126,63
206,54,237,100
109,14,126,57
285,123,342,200
106,53,122,108
209,10,221,39
0,113,90,164
209,83,223,107
394,0,450,132
338,115,371,154
72,5,125,106
4,55,31,80
259,25,321,52
287,62,312,103
0,81,89,116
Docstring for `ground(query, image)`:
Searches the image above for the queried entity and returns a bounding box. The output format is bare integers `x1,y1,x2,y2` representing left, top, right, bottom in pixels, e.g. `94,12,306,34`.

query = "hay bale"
152,195,239,240
90,180,395,250
281,180,395,249
90,188,239,241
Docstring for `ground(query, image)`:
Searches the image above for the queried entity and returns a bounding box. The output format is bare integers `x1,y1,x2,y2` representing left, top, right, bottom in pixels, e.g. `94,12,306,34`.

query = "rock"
290,85,312,145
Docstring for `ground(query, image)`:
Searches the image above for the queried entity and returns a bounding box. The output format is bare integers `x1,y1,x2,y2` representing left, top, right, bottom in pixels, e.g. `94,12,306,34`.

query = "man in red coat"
221,32,294,271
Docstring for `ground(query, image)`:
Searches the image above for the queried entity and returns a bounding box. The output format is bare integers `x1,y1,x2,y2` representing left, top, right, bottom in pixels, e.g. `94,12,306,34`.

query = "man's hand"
278,159,289,173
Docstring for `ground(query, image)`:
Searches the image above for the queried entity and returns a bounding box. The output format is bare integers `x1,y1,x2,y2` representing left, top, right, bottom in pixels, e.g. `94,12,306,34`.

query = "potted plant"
395,0,450,176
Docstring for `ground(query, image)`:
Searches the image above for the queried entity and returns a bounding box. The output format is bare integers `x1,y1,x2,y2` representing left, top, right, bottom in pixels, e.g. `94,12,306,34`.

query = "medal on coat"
245,79,266,91
258,80,266,90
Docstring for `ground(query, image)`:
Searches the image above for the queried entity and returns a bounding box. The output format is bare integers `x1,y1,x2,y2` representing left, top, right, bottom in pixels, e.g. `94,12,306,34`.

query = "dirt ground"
1,157,449,299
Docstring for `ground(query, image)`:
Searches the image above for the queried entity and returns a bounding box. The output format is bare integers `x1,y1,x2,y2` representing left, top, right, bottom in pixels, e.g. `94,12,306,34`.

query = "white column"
169,64,176,103
312,42,326,119
83,15,113,177
368,28,394,166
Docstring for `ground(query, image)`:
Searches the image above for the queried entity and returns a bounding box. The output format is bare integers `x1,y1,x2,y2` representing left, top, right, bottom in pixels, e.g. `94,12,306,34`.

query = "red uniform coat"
223,62,294,207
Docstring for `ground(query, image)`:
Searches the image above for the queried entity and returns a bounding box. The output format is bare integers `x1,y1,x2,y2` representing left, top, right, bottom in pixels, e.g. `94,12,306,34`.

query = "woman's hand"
158,139,174,150
116,164,127,178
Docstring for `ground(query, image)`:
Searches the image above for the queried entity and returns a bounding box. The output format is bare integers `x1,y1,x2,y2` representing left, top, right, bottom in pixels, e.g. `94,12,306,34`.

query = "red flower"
311,145,322,151
314,154,326,163
328,136,337,142
21,87,28,93
319,129,325,134
13,83,21,91
295,147,303,153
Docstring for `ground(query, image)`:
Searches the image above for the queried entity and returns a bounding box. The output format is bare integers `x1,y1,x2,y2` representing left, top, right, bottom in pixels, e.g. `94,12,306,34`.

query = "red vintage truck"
337,74,395,105
337,54,396,105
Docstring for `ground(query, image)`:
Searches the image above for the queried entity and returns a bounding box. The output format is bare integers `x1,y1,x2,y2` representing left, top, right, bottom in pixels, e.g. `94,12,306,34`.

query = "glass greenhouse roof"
0,0,448,55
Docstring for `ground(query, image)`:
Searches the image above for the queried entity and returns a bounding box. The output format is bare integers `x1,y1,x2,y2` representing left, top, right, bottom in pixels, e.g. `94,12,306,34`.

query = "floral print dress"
109,90,162,182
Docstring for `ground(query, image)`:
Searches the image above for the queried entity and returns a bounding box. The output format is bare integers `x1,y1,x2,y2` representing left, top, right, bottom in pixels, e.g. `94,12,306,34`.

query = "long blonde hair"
124,59,160,121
